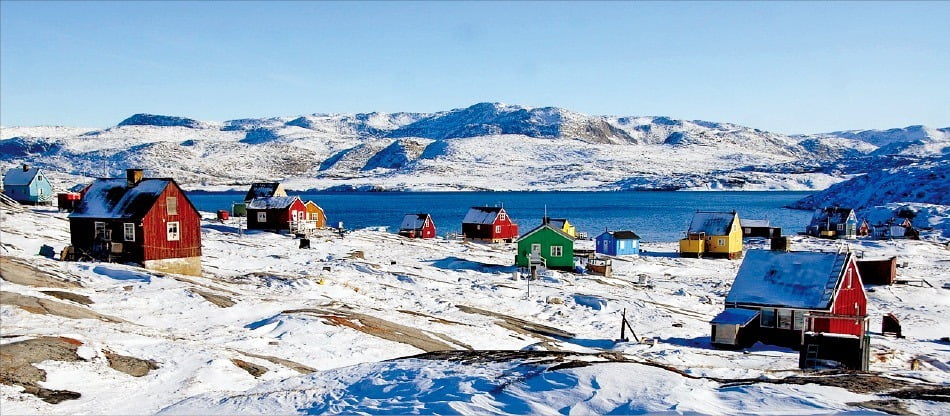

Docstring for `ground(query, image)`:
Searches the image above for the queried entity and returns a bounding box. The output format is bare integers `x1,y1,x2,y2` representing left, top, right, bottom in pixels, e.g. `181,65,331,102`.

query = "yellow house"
304,200,326,228
679,211,743,259
547,218,577,238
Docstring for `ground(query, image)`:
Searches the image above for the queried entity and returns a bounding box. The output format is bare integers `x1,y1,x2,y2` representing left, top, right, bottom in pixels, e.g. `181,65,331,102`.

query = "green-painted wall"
515,226,574,268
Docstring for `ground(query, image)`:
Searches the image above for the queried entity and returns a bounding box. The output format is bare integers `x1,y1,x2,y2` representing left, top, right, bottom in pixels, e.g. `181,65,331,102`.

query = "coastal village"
1,165,948,414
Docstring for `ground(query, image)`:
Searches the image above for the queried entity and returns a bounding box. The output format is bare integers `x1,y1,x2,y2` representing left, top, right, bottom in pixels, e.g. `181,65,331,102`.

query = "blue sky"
1,1,947,134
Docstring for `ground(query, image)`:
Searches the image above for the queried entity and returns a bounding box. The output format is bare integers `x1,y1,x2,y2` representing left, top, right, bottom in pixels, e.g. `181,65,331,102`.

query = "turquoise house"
3,164,53,205
595,230,641,256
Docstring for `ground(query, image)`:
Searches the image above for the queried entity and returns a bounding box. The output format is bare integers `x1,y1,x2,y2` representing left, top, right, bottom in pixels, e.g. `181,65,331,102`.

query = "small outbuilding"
399,213,436,239
68,169,202,276
2,164,54,205
856,256,898,285
461,206,519,243
740,219,781,239
595,230,640,256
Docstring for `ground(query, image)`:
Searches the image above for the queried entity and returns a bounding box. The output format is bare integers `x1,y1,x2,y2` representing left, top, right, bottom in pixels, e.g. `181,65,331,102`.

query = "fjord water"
188,191,814,242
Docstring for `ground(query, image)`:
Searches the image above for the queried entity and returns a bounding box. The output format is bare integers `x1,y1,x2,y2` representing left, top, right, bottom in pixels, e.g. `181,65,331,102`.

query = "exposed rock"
40,290,93,305
103,350,159,377
0,256,82,288
0,291,125,323
190,289,236,308
0,337,84,403
231,358,268,377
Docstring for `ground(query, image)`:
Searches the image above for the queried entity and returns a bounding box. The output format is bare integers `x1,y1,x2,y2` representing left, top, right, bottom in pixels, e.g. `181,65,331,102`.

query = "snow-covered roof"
808,207,855,227
687,211,736,235
710,308,760,325
2,166,43,187
725,249,849,310
69,178,171,219
740,219,770,228
246,196,300,210
598,230,640,240
244,183,284,202
399,213,431,230
462,206,503,224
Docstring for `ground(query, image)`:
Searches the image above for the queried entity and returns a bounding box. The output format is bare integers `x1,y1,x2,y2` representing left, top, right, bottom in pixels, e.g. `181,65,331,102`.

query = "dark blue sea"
187,191,815,242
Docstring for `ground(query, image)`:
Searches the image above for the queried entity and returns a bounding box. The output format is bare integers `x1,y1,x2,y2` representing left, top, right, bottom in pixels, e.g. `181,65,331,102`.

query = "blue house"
595,230,640,256
806,207,858,239
2,164,54,205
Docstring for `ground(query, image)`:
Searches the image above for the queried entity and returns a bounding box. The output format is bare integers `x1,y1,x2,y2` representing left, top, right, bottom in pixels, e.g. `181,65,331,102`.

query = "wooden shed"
595,230,640,256
68,169,202,276
856,257,898,285
398,213,436,239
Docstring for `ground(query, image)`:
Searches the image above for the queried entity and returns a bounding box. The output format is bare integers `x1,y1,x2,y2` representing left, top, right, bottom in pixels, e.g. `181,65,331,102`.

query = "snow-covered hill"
1,103,946,193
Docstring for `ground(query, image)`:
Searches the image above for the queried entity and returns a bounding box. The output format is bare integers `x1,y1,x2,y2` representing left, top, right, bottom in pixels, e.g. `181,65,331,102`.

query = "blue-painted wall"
595,232,640,256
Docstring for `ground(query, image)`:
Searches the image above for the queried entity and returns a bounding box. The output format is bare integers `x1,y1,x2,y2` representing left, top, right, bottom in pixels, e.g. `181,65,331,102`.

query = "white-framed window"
167,221,180,241
166,197,178,215
718,238,725,246
777,309,792,329
257,212,267,222
495,225,502,234
760,308,776,328
793,310,805,330
531,243,541,254
123,223,135,241
550,245,563,257
619,240,626,249
499,213,507,221
94,221,106,238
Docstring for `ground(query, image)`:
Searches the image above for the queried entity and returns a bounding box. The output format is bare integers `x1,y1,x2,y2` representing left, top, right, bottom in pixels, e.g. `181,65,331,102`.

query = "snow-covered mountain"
1,103,946,194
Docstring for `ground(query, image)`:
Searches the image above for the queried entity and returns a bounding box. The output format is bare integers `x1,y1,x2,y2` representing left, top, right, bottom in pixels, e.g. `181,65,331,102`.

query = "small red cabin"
68,169,202,276
711,249,868,350
461,206,518,243
399,213,436,239
246,196,306,232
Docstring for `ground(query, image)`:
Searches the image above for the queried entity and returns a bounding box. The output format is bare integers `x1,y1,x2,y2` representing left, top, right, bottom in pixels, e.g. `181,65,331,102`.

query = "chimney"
127,169,144,187
542,216,550,225
22,164,29,172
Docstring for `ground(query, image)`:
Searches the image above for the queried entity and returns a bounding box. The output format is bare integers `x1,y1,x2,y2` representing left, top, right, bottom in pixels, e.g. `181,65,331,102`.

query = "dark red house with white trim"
461,206,518,243
68,169,202,276
399,213,436,239
246,196,306,232
711,249,868,350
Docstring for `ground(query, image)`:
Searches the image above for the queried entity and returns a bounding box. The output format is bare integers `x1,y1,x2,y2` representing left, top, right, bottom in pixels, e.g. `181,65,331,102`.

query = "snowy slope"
2,204,948,415
1,103,946,193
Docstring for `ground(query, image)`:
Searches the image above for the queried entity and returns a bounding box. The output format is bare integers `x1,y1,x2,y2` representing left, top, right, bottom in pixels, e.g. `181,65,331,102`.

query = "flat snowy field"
1,205,948,414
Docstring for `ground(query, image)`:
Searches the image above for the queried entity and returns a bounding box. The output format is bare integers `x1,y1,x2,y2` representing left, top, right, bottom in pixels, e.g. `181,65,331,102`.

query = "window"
495,225,502,234
619,241,626,249
550,245,563,257
531,243,541,254
167,221,180,241
499,213,507,221
793,310,805,330
846,270,852,289
718,238,725,246
760,309,776,328
94,222,106,238
777,309,792,329
257,212,267,222
123,223,135,241
166,197,178,215
837,224,844,231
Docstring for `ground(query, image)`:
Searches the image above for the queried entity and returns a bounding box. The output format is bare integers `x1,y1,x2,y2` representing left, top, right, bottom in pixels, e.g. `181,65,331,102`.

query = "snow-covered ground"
1,205,948,414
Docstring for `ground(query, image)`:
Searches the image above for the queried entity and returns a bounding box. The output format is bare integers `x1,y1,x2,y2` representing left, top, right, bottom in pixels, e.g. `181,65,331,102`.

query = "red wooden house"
246,196,306,232
399,213,436,239
461,206,518,243
711,249,868,350
68,169,202,276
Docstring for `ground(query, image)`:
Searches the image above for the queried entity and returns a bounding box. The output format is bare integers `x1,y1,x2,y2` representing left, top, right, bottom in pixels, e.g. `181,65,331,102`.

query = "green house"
515,222,575,270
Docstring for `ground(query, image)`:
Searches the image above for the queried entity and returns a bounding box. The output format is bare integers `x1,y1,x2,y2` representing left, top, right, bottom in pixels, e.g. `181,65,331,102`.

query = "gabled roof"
598,230,640,240
3,166,45,187
245,182,284,202
69,178,174,219
400,213,432,230
687,211,737,235
517,223,573,243
740,219,771,228
548,218,568,228
463,206,504,224
246,196,301,210
809,207,855,227
725,249,850,310
304,200,324,211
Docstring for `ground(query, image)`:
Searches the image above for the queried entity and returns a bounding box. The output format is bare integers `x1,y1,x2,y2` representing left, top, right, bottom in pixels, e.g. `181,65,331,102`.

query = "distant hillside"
1,103,947,192
789,156,950,210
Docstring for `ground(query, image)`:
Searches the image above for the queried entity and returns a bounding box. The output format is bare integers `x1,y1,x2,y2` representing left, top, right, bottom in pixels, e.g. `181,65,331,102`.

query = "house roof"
809,207,855,227
462,206,505,224
244,182,283,201
2,166,43,187
598,230,640,240
725,249,850,310
687,211,737,235
740,219,771,228
400,213,431,230
548,218,568,228
517,223,574,242
710,308,760,325
246,196,301,210
69,178,173,219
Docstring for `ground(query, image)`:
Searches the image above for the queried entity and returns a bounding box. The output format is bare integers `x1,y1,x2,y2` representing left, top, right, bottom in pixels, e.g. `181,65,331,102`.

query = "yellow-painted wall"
679,238,705,255
706,214,743,256
561,220,577,238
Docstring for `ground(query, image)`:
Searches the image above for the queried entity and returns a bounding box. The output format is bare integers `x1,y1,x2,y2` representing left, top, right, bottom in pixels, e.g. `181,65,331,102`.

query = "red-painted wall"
141,182,202,261
491,213,519,240
813,259,867,337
